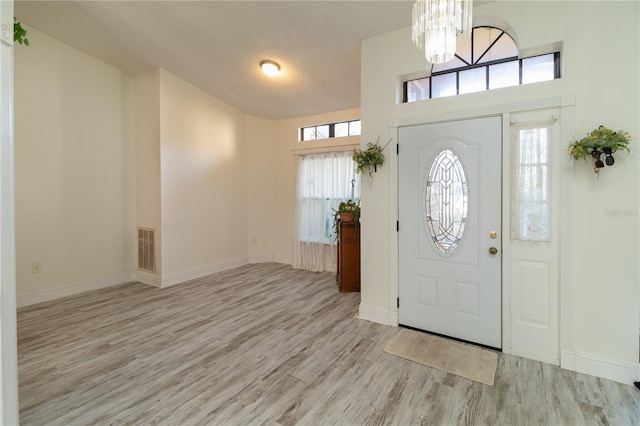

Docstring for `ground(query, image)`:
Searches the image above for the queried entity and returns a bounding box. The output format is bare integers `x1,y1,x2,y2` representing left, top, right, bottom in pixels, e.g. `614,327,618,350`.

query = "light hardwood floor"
18,263,640,425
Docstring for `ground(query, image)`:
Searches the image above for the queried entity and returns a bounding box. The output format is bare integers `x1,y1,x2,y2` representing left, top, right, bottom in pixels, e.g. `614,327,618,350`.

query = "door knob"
488,247,498,255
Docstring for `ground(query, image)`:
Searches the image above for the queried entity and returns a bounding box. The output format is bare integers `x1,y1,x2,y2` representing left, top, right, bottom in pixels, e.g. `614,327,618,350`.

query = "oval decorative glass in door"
425,149,468,254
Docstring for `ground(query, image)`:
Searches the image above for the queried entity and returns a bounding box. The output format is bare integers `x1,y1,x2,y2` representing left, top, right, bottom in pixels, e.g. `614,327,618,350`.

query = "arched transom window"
403,27,560,102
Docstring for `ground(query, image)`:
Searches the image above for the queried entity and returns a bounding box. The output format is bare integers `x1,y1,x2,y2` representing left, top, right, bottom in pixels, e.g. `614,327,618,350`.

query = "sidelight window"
511,125,550,241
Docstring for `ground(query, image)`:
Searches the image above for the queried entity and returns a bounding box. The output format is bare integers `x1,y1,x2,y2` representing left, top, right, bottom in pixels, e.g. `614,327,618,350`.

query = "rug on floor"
384,328,498,385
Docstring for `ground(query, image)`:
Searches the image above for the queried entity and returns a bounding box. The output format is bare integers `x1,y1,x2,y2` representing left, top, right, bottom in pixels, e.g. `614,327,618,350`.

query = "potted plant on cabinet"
332,199,360,241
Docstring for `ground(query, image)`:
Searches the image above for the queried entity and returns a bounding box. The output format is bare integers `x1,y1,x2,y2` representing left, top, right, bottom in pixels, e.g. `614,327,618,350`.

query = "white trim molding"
358,303,394,326
158,257,248,288
273,254,292,265
248,254,274,264
17,272,137,308
388,96,575,355
19,256,292,307
562,350,640,385
388,124,400,329
559,96,576,367
136,270,161,287
291,143,360,156
0,0,19,421
510,348,560,367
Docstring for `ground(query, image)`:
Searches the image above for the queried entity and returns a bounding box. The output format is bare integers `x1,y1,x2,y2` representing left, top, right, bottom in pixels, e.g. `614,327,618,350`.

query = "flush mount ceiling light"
412,0,473,65
260,60,280,76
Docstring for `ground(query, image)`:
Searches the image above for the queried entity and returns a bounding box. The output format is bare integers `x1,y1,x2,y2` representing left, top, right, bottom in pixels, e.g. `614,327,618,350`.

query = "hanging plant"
352,136,392,177
568,125,631,174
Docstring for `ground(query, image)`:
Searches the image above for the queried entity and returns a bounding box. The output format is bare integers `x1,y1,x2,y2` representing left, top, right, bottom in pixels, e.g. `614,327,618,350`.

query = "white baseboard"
248,254,274,264
159,257,248,288
18,257,285,306
273,254,291,265
389,310,399,327
17,271,137,307
562,349,640,385
136,270,161,287
270,254,334,271
560,349,576,370
508,348,560,366
358,303,394,326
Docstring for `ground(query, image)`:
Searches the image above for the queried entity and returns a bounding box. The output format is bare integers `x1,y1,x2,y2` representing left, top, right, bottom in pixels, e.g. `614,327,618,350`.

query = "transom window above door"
403,26,561,103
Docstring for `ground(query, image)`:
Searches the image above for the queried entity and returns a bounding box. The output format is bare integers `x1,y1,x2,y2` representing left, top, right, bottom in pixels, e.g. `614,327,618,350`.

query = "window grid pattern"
425,149,468,254
403,27,561,103
300,120,361,142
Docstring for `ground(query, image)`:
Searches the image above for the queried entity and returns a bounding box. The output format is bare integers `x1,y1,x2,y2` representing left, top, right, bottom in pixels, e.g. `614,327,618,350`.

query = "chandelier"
412,0,473,64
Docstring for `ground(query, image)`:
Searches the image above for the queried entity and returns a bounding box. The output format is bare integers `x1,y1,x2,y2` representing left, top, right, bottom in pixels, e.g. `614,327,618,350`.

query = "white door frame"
0,0,20,423
388,95,575,363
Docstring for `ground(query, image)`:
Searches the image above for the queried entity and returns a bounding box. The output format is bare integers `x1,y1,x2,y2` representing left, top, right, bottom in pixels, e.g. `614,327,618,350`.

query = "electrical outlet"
32,262,41,274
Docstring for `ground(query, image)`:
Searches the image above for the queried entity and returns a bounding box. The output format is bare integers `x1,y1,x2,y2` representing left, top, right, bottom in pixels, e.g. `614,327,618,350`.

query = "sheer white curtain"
511,123,551,241
292,152,360,272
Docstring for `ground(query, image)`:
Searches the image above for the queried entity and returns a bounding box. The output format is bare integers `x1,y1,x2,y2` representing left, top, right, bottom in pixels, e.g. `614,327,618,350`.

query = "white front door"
398,116,502,348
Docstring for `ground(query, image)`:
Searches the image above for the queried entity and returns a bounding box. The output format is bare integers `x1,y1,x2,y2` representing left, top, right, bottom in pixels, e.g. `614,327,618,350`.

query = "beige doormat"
384,328,498,385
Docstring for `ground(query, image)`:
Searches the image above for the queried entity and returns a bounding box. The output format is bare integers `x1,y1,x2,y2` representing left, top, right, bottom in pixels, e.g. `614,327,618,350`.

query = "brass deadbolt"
489,231,497,239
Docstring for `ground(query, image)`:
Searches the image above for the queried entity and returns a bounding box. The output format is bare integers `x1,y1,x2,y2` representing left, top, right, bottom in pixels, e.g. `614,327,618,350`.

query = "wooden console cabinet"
336,222,360,292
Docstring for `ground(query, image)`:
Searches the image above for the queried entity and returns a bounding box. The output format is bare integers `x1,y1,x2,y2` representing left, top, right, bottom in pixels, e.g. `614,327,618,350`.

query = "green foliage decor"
352,137,391,177
568,125,631,173
332,199,360,241
14,17,29,46
568,126,631,160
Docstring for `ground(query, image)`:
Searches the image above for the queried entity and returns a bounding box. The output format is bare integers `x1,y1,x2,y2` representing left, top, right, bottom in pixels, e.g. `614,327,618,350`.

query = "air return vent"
138,228,156,273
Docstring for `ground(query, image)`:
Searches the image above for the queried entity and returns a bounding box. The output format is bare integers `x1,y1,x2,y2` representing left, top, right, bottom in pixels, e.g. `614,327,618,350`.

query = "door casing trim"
387,95,575,363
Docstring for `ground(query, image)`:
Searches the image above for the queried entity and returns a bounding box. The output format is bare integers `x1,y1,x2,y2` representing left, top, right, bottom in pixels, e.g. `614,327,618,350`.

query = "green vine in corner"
568,125,631,174
14,17,29,46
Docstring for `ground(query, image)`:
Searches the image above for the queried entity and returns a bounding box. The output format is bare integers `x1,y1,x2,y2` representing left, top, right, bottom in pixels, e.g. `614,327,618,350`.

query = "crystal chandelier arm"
412,0,425,48
412,0,474,65
460,0,473,39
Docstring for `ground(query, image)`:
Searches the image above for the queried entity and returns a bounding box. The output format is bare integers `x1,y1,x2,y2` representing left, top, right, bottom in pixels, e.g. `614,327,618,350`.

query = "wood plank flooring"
18,263,640,425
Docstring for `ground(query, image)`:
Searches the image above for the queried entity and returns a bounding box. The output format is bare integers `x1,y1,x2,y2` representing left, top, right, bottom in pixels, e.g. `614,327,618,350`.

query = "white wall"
135,69,162,276
14,26,137,306
246,115,276,263
360,1,639,382
158,69,248,282
9,17,366,422
272,109,361,266
13,25,364,298
15,28,253,293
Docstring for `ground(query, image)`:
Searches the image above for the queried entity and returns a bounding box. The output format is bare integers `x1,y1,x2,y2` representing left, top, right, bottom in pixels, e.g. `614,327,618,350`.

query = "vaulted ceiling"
15,1,414,120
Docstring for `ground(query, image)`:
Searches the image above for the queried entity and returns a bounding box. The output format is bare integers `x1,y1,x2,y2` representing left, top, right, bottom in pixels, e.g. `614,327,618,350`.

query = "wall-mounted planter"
353,137,392,177
568,125,631,175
